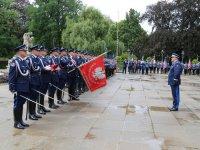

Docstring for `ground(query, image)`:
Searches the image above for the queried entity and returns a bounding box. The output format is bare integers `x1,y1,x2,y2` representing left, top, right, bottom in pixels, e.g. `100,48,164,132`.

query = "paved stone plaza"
0,73,200,150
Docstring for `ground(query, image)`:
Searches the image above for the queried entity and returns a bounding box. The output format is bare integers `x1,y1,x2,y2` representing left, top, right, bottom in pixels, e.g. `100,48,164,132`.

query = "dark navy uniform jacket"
105,59,110,68
27,54,41,86
59,56,72,79
123,60,128,68
8,56,30,93
67,55,78,78
76,56,85,66
49,55,60,83
39,56,51,83
140,61,146,69
168,61,183,86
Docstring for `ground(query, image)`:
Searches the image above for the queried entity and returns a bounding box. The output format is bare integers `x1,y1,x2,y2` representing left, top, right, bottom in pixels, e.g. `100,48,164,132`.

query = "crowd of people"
8,44,116,129
122,59,200,76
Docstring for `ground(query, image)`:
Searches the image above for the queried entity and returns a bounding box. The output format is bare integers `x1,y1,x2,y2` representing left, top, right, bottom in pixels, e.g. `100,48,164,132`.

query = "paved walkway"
0,73,200,150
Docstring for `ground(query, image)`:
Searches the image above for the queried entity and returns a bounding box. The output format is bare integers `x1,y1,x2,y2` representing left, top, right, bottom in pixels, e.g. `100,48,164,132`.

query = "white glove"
56,67,61,71
44,65,51,70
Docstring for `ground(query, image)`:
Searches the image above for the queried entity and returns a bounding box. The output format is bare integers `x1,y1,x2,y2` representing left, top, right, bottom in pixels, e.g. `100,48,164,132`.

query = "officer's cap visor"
18,48,27,52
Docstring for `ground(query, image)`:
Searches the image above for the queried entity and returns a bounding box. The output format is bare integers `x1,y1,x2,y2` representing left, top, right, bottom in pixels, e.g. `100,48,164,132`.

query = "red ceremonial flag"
79,55,107,92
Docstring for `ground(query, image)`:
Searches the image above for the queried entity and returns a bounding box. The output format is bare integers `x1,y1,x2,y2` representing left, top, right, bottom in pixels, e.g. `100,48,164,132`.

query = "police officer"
38,46,51,114
122,59,128,74
145,61,149,75
57,47,69,104
48,48,60,109
168,53,183,111
197,62,200,75
141,60,146,75
27,45,42,120
67,49,80,101
184,63,188,75
76,51,86,94
8,45,30,129
153,60,157,73
149,60,153,74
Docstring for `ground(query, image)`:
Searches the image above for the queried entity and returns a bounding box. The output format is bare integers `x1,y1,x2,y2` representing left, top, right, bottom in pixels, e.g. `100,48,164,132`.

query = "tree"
0,0,22,57
28,0,82,48
141,0,200,59
118,9,146,52
62,7,125,54
12,0,30,36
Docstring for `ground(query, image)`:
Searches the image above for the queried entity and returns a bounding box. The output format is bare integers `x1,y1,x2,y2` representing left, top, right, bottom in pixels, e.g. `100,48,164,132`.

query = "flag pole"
68,51,108,74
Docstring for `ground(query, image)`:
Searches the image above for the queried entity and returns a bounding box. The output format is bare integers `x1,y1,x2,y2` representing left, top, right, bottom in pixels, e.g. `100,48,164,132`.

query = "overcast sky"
30,0,162,33
81,0,161,33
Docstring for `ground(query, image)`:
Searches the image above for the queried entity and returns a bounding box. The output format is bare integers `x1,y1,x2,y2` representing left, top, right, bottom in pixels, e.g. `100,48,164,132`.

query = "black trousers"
29,84,40,115
68,76,77,99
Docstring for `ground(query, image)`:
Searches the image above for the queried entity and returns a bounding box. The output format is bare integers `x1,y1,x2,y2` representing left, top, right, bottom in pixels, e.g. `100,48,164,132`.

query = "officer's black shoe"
54,104,60,108
34,114,42,119
168,107,178,111
58,99,68,104
49,104,59,109
14,109,25,129
29,114,38,120
72,97,80,101
19,109,29,127
68,98,73,101
38,109,46,115
14,122,25,129
57,100,65,105
43,107,51,113
20,120,29,127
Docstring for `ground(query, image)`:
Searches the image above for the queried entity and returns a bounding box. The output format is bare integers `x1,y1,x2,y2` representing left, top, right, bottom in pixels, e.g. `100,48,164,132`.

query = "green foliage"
62,7,125,54
141,0,200,59
146,57,153,62
28,0,82,48
192,59,199,64
116,53,128,62
0,0,22,57
118,9,146,52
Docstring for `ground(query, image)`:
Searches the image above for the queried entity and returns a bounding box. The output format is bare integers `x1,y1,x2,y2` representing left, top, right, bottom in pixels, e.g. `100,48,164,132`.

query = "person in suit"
8,45,30,129
168,53,183,111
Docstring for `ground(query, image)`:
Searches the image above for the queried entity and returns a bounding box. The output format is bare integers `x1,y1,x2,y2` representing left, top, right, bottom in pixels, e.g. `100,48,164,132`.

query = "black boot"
51,103,60,109
29,114,38,120
72,97,80,101
38,107,46,115
42,107,51,113
19,108,29,127
14,109,25,129
34,113,42,119
38,94,46,115
57,89,66,105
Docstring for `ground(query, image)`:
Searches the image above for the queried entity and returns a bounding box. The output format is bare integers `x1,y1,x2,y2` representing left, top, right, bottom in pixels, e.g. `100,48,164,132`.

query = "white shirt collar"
31,54,37,58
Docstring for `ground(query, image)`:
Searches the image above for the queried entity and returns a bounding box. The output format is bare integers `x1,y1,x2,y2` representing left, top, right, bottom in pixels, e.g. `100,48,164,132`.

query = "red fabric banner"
79,56,107,92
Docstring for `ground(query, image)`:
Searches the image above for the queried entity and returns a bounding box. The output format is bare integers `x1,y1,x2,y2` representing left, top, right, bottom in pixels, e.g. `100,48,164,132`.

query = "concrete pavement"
0,73,200,150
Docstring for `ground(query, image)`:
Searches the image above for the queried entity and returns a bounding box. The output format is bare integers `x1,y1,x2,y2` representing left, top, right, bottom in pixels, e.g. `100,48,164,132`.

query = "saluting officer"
8,45,30,129
38,46,51,114
48,48,60,109
27,45,42,120
168,53,183,111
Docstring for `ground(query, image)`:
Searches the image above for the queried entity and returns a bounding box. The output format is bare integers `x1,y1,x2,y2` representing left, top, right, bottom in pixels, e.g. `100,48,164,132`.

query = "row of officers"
123,60,200,75
8,44,116,129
